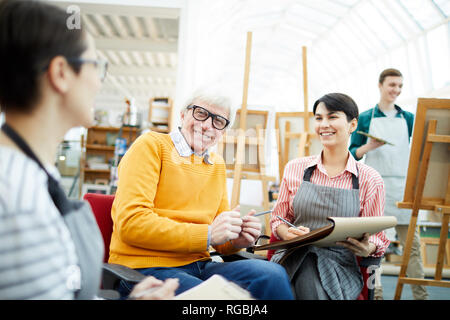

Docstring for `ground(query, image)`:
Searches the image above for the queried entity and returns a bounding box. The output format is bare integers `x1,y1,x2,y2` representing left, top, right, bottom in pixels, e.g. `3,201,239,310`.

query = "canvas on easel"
394,98,450,299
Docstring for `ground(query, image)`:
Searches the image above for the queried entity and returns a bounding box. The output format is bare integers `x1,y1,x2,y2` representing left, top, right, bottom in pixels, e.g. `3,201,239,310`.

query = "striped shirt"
0,146,79,299
271,152,389,257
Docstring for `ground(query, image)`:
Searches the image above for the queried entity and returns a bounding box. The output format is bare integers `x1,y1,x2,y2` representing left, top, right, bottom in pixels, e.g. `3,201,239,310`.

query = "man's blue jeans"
118,259,294,300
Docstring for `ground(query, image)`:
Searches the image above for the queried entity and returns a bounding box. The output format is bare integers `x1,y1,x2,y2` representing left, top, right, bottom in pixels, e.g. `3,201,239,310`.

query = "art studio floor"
380,263,450,300
380,275,450,300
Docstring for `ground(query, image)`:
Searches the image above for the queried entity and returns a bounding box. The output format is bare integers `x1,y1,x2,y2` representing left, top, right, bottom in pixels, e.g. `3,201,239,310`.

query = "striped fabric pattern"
292,181,360,231
271,153,389,257
0,146,78,299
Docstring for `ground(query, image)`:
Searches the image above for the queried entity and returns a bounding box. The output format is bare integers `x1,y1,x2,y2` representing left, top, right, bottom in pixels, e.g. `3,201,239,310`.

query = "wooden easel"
394,98,450,299
275,47,320,180
275,111,319,181
217,32,275,236
217,109,276,235
229,31,252,211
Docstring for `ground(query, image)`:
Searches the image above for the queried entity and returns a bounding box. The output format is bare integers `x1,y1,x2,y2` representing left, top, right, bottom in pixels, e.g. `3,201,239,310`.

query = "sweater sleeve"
112,134,209,253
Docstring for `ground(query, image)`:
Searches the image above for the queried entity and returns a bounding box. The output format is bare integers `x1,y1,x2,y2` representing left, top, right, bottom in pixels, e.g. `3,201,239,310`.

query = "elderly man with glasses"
108,89,294,300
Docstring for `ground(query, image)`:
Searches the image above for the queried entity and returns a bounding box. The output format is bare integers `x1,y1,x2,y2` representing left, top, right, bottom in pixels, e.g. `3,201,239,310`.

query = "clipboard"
356,131,394,146
253,216,397,251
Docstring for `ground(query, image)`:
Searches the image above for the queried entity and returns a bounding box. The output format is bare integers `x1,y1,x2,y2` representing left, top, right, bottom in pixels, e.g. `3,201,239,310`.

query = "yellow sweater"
109,131,239,269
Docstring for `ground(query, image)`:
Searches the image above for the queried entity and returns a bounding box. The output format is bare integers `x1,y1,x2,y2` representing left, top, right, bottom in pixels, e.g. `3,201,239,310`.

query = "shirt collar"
169,127,213,165
308,151,358,177
375,104,404,117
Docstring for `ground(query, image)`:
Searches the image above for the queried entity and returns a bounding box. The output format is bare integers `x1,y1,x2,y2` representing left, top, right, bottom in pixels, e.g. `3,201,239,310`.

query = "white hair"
183,87,237,128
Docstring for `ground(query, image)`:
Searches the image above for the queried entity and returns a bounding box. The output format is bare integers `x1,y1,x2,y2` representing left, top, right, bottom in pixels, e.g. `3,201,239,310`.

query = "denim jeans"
118,259,294,300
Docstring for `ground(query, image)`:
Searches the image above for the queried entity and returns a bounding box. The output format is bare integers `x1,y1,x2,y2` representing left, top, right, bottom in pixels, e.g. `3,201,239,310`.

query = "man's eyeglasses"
187,105,230,130
67,58,108,82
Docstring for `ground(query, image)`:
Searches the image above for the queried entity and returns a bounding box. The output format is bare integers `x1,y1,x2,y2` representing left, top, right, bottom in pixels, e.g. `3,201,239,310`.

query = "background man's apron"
364,107,410,224
364,107,428,299
272,165,363,300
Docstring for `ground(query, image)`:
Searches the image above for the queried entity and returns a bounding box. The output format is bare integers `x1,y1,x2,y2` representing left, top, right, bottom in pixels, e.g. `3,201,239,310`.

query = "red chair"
83,193,115,263
83,191,264,257
266,233,381,300
83,193,145,293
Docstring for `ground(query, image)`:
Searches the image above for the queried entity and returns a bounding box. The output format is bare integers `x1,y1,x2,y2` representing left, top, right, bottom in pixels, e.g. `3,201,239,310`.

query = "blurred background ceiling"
50,0,181,115
48,0,449,118
178,0,449,114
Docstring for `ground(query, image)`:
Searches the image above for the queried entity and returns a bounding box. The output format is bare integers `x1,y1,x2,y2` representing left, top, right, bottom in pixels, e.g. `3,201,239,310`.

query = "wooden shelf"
149,126,169,133
87,125,139,132
84,168,110,173
80,126,140,194
148,97,173,133
152,105,171,109
86,144,115,151
151,118,170,125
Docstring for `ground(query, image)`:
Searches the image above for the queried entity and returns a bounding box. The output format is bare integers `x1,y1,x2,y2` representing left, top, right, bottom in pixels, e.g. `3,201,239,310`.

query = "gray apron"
1,123,104,300
58,200,104,299
272,164,363,300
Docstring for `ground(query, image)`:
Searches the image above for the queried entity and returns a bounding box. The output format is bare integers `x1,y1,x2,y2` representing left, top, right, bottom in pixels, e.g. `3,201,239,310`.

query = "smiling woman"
270,93,390,300
313,94,358,160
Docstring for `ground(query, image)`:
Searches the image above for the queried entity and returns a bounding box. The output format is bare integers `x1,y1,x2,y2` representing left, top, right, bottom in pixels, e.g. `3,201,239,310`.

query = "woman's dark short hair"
379,68,403,84
0,0,87,113
312,93,359,121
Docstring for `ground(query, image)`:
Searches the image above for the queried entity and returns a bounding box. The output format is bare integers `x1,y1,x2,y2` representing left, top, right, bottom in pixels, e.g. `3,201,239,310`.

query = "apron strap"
303,164,359,189
303,165,316,182
1,123,45,169
1,123,73,215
